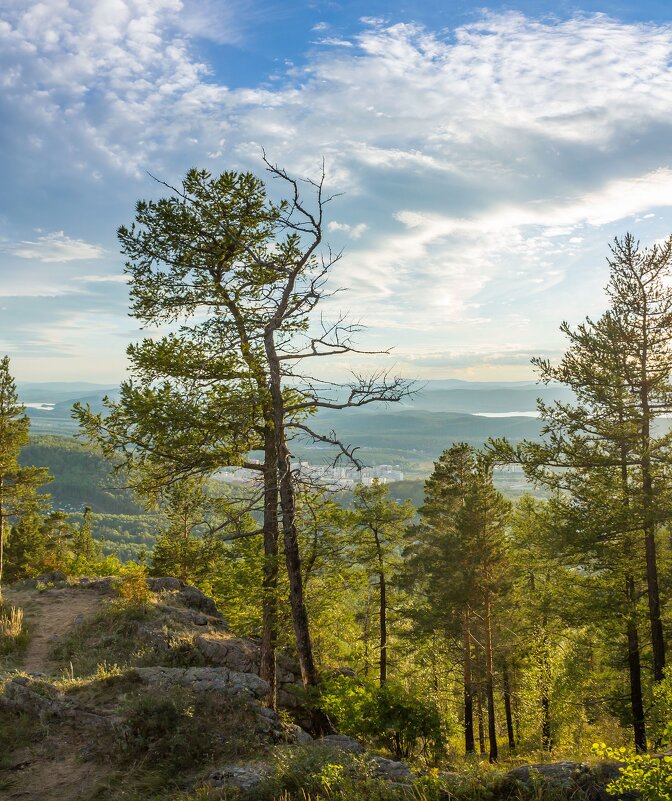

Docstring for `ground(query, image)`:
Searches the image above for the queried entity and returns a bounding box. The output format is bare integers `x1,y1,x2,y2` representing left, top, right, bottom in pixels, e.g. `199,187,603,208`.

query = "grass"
0,601,29,668
49,598,205,677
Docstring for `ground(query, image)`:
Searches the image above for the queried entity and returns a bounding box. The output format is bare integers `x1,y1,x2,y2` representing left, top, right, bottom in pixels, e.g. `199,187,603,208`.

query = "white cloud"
327,221,368,239
4,6,672,377
75,273,127,283
9,231,105,262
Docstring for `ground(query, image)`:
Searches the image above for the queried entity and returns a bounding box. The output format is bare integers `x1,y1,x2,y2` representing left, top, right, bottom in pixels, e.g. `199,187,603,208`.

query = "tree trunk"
463,607,475,754
625,592,647,752
640,356,666,683
502,660,516,752
373,528,387,685
475,643,486,755
484,591,498,762
643,518,666,683
264,331,326,717
541,694,552,752
259,424,279,708
379,569,387,684
540,618,553,752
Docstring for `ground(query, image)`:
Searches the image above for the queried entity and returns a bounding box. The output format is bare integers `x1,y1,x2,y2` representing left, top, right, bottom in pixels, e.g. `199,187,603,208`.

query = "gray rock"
207,763,271,791
36,570,67,584
290,725,314,745
147,576,183,592
318,735,364,753
370,756,413,781
178,585,221,618
156,604,215,628
1,678,116,730
131,665,270,699
504,762,633,801
76,576,118,594
196,635,260,674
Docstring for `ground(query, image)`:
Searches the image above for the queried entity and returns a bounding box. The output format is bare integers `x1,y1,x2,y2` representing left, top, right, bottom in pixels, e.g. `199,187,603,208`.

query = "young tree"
0,357,51,597
349,480,414,685
405,444,510,760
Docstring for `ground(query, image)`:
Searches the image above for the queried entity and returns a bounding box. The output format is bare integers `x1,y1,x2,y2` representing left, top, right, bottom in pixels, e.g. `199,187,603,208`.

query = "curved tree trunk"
259,424,279,708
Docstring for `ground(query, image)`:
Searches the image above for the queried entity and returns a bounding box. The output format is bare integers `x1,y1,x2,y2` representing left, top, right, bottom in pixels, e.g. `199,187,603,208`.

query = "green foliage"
0,357,52,593
593,743,672,800
315,675,444,760
651,669,672,747
20,435,144,514
117,561,152,606
117,687,259,772
261,746,403,801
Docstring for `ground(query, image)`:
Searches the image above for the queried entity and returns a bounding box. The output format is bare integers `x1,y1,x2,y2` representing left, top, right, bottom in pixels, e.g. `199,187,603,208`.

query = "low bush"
592,743,672,801
313,675,445,760
114,687,263,773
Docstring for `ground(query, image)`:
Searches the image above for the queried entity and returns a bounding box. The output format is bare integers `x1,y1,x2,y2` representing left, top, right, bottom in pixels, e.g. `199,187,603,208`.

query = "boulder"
195,635,259,674
207,763,271,791
504,761,634,801
146,576,182,592
177,585,221,618
317,735,364,754
76,576,118,594
370,756,413,782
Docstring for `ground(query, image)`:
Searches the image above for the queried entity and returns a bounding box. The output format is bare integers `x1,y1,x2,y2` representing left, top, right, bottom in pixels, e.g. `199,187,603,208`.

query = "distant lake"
25,403,55,411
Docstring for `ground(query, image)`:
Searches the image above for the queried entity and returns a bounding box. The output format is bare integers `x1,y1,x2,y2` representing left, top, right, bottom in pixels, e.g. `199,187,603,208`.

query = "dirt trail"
4,587,102,675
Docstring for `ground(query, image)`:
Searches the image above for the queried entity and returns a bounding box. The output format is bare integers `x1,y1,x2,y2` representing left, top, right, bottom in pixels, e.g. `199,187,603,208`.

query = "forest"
1,163,672,801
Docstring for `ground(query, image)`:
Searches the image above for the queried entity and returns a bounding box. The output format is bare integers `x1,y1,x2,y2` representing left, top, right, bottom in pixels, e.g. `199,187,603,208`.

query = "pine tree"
349,480,415,685
405,444,510,760
0,357,51,596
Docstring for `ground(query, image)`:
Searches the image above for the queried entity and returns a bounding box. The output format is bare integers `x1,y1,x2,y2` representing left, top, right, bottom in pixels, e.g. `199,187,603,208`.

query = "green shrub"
115,687,261,773
592,743,672,801
314,676,444,760
258,746,403,801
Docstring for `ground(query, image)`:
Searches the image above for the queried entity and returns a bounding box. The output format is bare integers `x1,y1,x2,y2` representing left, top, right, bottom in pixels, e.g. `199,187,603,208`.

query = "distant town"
213,461,406,489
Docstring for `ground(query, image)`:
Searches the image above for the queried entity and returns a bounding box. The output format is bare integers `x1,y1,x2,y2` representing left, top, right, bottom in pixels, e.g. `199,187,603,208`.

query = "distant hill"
18,379,563,440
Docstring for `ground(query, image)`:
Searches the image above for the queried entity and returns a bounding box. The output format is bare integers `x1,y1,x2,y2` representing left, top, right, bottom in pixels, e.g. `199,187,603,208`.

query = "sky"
2,0,672,384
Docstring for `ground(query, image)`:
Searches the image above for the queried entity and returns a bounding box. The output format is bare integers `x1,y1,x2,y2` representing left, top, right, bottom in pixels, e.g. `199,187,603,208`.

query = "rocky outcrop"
130,666,270,699
1,676,117,729
194,633,303,708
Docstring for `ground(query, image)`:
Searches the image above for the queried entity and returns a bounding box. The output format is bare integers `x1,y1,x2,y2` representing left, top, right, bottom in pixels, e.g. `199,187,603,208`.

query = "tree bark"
379,569,387,684
502,660,516,752
463,607,475,754
484,590,498,763
259,424,279,708
639,327,666,683
626,575,647,752
264,331,325,708
475,642,486,755
373,527,387,685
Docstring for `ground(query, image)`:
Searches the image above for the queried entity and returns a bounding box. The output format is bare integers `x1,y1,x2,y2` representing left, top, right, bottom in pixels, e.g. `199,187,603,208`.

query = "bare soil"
4,586,103,675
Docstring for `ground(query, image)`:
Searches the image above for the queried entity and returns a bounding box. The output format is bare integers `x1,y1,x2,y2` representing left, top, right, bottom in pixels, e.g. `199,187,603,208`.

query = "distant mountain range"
17,380,563,472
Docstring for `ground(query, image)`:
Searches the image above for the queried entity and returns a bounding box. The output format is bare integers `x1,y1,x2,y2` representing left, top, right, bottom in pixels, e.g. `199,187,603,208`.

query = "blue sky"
2,1,672,383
